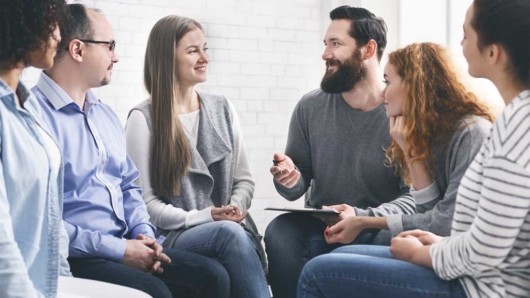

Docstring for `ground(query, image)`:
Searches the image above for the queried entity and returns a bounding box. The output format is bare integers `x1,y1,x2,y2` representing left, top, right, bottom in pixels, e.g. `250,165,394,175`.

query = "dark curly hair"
0,0,66,70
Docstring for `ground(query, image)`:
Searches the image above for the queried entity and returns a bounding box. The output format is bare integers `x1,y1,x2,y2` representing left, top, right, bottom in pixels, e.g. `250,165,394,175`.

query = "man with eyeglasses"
32,4,230,298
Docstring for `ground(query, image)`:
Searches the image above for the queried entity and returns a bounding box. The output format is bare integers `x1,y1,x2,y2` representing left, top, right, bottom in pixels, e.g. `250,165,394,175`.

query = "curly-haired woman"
318,42,493,245
0,0,69,297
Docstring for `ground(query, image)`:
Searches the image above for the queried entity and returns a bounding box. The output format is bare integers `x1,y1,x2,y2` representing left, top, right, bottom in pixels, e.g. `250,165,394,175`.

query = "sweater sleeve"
125,111,213,230
431,156,530,280
398,119,490,236
227,101,255,212
274,99,312,200
354,181,415,217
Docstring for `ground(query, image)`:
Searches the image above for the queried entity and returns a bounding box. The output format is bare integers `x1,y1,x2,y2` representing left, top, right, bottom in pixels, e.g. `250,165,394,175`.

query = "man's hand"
314,204,355,226
211,205,247,223
324,216,365,244
122,235,171,273
136,234,171,273
270,153,300,188
328,204,356,220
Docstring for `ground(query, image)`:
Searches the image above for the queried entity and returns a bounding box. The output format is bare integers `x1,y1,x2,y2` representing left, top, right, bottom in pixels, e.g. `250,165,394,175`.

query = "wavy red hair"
384,43,494,184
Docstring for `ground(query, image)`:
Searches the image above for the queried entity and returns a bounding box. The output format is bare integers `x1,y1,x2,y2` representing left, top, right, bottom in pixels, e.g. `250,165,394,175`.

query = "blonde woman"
126,15,269,298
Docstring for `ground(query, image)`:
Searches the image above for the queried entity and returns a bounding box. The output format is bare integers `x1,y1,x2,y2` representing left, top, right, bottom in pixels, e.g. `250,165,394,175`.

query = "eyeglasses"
78,39,116,52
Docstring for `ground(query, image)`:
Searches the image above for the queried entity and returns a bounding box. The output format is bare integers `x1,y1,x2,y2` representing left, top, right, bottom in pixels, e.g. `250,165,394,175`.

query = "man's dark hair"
330,6,387,61
55,3,99,60
0,0,66,70
472,0,530,85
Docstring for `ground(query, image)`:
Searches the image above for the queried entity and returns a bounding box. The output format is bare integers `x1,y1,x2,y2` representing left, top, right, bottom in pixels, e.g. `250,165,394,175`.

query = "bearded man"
264,6,413,298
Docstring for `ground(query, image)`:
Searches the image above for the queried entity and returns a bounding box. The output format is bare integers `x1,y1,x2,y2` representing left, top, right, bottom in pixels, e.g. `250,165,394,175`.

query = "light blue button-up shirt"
32,72,155,262
0,79,70,298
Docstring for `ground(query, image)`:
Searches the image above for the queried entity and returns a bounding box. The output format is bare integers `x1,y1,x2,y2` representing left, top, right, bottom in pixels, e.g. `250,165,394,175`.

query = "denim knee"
264,213,296,246
216,221,250,244
200,260,230,297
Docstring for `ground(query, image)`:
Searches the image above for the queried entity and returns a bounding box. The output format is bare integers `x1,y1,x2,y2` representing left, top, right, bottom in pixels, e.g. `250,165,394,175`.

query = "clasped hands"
211,205,247,222
122,234,171,274
390,229,442,266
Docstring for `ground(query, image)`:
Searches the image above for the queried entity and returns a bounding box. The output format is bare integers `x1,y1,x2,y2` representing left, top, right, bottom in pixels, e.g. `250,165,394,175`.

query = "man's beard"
320,49,366,93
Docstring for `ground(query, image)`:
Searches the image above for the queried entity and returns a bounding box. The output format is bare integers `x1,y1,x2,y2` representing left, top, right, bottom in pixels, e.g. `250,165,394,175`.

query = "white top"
126,100,253,230
179,110,200,148
431,90,530,298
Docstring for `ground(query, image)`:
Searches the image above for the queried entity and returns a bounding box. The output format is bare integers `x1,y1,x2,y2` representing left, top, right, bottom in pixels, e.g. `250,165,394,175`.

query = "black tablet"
265,207,340,215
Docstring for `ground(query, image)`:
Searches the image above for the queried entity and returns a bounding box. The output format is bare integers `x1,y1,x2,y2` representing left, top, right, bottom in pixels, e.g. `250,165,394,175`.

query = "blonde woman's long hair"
384,43,494,184
144,15,202,196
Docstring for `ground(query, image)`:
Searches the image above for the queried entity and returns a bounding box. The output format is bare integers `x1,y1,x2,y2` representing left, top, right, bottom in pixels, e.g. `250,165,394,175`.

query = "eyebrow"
324,37,342,43
184,43,208,51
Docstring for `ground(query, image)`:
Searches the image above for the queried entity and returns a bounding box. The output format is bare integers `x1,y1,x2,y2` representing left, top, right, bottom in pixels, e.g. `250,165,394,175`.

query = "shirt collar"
0,78,31,106
36,71,100,111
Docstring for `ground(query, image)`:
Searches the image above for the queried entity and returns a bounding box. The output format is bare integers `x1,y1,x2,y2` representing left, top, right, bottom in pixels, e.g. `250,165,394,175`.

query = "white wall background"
22,0,503,235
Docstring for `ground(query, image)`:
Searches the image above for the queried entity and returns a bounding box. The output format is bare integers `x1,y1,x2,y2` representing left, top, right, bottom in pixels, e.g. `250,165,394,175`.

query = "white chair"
58,276,152,298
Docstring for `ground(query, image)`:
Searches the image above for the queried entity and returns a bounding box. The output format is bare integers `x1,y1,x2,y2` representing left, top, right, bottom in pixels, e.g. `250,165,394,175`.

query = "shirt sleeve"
120,155,156,239
0,158,41,298
227,101,255,211
431,157,530,280
125,110,213,230
64,219,127,262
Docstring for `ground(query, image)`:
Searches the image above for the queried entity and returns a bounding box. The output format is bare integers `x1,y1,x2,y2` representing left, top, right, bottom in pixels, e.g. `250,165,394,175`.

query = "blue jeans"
297,245,466,298
169,220,270,298
265,213,391,298
69,247,229,298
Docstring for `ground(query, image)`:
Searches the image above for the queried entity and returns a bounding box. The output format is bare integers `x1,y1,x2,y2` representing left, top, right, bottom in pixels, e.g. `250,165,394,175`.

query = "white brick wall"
20,0,326,235
21,0,503,235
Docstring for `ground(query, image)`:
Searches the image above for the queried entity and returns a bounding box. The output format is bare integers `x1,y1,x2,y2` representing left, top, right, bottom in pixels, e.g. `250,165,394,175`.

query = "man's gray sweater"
275,89,414,217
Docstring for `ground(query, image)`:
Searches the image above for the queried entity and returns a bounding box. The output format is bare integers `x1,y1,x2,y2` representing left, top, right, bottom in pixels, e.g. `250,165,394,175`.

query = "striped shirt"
431,90,530,298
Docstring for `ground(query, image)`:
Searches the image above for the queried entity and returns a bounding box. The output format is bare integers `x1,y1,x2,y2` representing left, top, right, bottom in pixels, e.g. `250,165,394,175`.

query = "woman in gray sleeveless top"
125,15,269,298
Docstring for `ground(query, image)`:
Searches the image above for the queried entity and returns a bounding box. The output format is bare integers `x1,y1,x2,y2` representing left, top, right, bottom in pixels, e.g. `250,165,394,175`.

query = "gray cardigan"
128,92,260,241
386,115,491,236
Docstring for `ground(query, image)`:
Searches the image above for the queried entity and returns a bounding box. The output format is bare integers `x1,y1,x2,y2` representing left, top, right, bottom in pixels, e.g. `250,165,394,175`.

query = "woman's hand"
313,204,353,226
396,229,443,245
324,216,364,244
389,116,410,154
211,205,247,223
390,229,438,268
390,235,423,262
